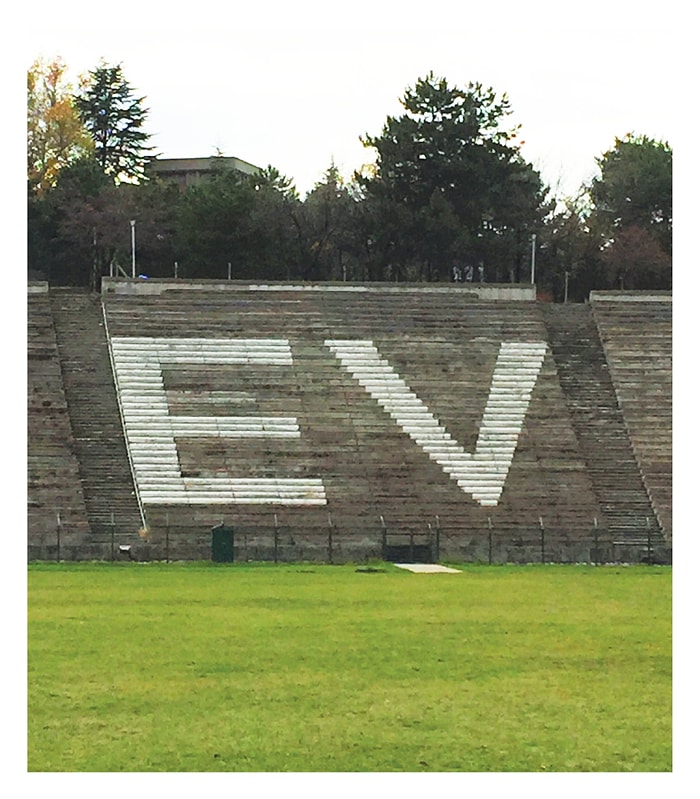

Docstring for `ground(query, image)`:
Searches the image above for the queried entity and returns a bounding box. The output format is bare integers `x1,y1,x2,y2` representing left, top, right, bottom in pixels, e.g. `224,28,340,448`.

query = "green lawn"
27,562,672,772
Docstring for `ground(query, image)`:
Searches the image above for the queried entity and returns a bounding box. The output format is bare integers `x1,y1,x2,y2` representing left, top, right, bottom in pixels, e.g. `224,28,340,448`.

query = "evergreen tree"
359,73,550,282
589,134,672,256
74,62,154,182
299,163,364,281
170,163,310,280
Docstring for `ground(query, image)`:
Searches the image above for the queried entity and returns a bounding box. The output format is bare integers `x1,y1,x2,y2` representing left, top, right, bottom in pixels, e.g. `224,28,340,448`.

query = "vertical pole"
488,516,493,565
530,233,536,284
539,516,545,563
593,516,599,565
273,514,279,564
93,227,100,282
327,513,333,564
56,511,61,563
174,261,178,279
646,517,652,564
380,515,387,560
434,515,441,562
130,220,136,278
165,512,170,563
228,262,232,280
111,511,115,561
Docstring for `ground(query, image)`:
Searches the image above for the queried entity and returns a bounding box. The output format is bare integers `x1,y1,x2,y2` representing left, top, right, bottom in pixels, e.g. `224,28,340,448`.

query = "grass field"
27,562,671,772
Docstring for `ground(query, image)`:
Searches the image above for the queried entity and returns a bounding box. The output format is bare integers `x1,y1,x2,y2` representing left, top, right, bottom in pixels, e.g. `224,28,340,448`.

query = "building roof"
148,156,261,187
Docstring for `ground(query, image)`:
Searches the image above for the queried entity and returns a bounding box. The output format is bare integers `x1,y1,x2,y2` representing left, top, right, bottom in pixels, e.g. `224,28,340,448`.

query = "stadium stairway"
49,288,144,555
590,294,672,542
27,283,91,558
541,302,667,560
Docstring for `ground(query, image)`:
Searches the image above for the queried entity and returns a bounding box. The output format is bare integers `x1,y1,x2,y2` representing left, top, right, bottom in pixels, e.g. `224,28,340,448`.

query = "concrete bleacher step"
542,303,664,545
591,296,671,542
27,285,92,556
49,289,144,544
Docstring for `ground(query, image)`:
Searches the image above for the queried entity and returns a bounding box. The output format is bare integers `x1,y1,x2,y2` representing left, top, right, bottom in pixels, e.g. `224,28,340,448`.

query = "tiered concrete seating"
28,280,672,563
325,339,547,506
590,293,672,542
100,280,608,562
27,283,90,558
110,336,327,506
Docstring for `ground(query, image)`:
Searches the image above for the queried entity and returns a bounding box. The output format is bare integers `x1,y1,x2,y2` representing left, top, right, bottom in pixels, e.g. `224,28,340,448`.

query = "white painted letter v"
325,340,546,506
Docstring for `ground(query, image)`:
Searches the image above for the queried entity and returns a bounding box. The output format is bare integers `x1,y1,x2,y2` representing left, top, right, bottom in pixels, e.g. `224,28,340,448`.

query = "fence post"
56,511,61,563
539,516,545,564
488,516,493,565
593,516,599,565
327,513,334,564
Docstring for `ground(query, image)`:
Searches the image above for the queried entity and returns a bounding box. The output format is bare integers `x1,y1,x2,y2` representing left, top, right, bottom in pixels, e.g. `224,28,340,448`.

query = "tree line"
27,59,672,300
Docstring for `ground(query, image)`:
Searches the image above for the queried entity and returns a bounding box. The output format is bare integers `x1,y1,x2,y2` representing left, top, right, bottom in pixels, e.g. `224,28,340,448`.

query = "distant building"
148,156,261,189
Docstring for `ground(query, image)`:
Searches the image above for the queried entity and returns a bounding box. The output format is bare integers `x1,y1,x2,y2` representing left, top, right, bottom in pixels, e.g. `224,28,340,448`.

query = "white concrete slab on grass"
394,564,462,574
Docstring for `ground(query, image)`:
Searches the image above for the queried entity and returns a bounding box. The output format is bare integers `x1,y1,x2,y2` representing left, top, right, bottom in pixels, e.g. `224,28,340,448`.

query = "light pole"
130,220,136,278
530,233,536,285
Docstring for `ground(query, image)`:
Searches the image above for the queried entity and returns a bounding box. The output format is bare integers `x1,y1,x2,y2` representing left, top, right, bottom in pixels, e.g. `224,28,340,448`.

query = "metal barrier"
26,512,671,565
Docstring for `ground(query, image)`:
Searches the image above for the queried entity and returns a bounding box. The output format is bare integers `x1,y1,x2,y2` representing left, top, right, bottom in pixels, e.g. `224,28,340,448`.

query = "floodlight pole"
130,220,136,278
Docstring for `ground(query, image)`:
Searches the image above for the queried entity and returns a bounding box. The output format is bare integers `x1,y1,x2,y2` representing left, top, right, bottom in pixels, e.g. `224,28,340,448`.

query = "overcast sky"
18,0,686,201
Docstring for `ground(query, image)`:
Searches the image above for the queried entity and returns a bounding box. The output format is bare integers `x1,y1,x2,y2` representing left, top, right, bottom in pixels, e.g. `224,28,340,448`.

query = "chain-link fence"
27,512,671,565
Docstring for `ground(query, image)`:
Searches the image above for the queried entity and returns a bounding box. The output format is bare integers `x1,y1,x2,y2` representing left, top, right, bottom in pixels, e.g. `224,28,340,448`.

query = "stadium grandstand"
27,279,672,564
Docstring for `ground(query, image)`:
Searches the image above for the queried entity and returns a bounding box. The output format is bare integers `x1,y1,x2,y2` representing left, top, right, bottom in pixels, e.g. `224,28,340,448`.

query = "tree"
27,57,94,195
601,225,671,290
59,178,180,287
30,156,179,287
537,191,608,301
362,74,550,280
28,155,110,285
298,163,365,281
246,166,305,279
173,164,303,280
74,62,154,182
589,134,672,255
359,73,550,282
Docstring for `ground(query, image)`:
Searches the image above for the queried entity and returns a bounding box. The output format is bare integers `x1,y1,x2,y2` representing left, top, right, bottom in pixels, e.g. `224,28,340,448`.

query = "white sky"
15,1,688,200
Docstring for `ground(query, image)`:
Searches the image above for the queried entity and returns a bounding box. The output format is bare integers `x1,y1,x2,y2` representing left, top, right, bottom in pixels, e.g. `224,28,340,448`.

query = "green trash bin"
211,524,234,563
